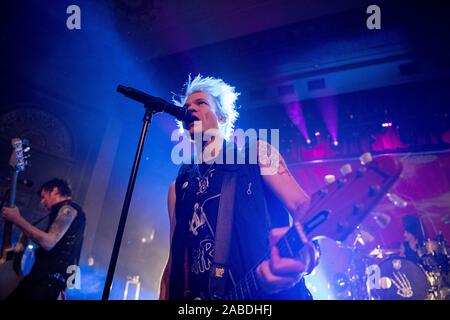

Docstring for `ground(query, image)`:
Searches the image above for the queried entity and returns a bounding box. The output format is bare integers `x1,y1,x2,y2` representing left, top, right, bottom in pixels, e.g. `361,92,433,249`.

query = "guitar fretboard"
224,226,304,300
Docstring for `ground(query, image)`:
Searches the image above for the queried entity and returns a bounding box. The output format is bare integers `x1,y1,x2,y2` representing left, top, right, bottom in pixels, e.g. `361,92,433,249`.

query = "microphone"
117,85,193,122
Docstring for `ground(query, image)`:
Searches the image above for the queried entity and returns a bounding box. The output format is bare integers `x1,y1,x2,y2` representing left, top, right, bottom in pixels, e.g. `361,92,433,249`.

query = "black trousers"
7,275,65,300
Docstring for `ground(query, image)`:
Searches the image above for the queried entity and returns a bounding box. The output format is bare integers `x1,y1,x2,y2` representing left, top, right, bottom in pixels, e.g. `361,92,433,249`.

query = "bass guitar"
221,153,402,299
0,138,31,299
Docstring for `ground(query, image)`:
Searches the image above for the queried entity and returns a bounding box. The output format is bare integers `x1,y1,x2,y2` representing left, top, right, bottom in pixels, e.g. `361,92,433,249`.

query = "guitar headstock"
9,138,31,173
301,153,403,243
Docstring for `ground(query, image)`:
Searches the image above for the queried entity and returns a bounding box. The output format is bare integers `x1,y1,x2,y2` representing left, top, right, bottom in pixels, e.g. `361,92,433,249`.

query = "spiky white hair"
173,74,240,141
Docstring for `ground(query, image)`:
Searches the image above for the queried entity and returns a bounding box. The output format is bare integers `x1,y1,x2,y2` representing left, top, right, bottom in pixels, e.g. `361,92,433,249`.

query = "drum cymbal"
369,247,401,257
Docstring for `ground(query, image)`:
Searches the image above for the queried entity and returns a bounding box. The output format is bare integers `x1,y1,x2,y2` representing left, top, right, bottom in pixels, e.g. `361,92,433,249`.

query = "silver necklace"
196,163,215,195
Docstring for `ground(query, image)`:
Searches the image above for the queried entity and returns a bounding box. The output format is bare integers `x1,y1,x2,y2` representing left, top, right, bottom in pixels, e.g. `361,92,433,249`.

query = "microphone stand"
102,104,157,300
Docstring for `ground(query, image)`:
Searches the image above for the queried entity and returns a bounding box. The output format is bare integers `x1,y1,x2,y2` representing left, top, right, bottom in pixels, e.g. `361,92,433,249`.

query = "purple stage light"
285,101,309,141
319,97,338,148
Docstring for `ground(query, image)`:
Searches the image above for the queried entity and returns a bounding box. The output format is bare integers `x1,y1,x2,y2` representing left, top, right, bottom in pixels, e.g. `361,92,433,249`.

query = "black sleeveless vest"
168,144,312,300
28,200,86,284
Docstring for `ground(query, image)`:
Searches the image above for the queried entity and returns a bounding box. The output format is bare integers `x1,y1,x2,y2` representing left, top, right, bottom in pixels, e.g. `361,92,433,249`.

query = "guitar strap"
208,166,238,300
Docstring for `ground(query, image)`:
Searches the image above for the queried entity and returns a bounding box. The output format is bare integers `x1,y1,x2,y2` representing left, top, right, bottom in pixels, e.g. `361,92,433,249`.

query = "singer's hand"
255,226,316,294
2,206,22,224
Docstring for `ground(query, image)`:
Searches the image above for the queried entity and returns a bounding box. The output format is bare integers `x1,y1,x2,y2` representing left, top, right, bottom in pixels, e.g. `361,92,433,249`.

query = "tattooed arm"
254,141,317,294
2,205,77,251
257,140,310,221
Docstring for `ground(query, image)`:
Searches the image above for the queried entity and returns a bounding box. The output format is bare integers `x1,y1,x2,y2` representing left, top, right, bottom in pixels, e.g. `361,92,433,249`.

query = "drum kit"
309,232,450,300
304,161,449,300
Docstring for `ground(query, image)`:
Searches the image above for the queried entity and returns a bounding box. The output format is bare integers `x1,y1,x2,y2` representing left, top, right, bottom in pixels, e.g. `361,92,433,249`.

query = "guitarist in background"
1,178,86,300
160,75,318,300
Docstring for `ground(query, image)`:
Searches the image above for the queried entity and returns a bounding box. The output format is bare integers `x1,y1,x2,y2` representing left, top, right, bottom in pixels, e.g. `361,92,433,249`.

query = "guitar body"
0,260,20,299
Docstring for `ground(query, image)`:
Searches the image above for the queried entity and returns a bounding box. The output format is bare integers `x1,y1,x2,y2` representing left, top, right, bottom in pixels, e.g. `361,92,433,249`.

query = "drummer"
399,214,426,264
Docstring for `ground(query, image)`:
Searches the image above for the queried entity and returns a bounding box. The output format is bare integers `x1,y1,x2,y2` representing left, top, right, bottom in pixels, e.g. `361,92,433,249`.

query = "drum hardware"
419,236,450,274
308,233,449,300
436,232,449,256
419,233,450,300
334,246,374,300
368,246,401,259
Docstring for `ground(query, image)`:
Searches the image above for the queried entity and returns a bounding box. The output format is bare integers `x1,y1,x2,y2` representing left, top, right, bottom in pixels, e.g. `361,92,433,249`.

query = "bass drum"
369,257,430,300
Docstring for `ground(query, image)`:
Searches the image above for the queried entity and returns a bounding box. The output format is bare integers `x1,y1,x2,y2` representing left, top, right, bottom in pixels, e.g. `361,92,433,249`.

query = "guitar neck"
8,170,19,208
1,170,19,256
222,155,402,300
224,224,309,300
